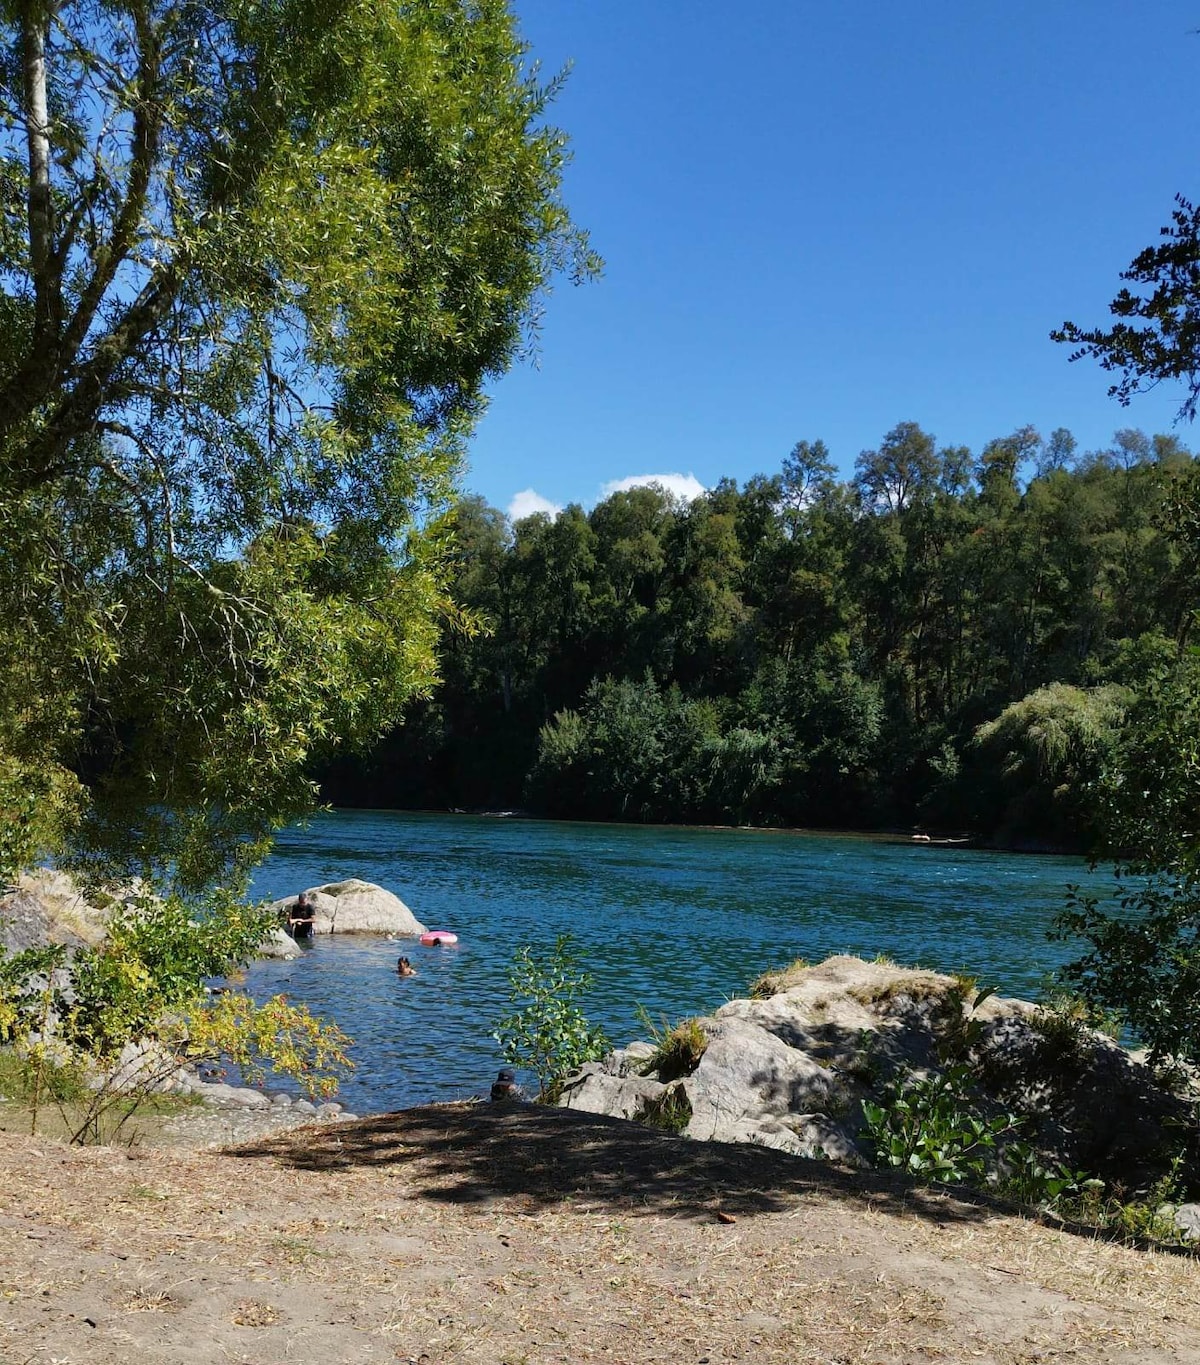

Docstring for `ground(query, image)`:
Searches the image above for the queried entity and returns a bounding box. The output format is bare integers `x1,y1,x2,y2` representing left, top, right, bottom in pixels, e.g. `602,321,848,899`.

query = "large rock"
2,870,115,952
97,1039,196,1095
1173,1204,1200,1242
680,1016,860,1161
266,879,425,936
258,927,303,959
558,1062,669,1121
557,954,1191,1184
1,890,82,954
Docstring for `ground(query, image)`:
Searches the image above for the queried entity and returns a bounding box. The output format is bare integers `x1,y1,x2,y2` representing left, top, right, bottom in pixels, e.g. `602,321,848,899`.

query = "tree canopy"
0,0,595,888
319,425,1197,844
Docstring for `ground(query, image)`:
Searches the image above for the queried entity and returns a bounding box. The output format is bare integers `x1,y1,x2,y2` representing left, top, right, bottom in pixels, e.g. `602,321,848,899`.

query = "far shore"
314,803,1084,858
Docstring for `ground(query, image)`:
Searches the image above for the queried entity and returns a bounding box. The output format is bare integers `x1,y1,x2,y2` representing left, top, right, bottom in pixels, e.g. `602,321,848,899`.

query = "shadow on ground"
227,1101,992,1225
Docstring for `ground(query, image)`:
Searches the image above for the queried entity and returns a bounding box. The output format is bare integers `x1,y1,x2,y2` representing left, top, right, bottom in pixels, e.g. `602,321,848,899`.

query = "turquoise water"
243,811,1110,1113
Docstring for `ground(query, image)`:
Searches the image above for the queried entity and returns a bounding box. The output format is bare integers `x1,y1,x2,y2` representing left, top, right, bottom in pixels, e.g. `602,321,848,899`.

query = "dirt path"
2,1104,1199,1365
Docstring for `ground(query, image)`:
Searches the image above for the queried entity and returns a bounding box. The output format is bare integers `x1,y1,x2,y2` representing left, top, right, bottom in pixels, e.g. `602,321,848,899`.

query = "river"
241,810,1109,1113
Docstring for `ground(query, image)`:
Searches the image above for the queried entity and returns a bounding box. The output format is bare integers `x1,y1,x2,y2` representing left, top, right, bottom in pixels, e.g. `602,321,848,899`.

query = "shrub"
492,934,609,1097
0,887,353,1141
861,1062,1024,1185
638,1085,692,1134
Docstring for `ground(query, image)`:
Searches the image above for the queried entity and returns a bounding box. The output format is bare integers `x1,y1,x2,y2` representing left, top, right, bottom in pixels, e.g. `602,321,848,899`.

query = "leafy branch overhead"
1053,194,1200,421
0,0,597,890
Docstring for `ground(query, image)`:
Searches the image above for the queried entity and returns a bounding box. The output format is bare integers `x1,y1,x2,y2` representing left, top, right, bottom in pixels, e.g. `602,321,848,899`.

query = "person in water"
396,956,417,977
286,891,316,939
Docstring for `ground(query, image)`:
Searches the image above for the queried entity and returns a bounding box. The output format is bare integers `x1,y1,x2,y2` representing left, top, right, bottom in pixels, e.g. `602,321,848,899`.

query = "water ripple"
241,812,1109,1112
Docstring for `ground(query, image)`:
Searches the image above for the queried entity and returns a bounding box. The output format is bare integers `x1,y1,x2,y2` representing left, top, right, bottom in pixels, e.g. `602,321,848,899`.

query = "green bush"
1055,654,1200,1071
69,890,276,1058
492,934,609,1097
861,1063,1024,1184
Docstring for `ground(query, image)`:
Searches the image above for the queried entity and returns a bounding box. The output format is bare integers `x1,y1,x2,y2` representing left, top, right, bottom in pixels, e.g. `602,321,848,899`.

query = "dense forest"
319,421,1199,849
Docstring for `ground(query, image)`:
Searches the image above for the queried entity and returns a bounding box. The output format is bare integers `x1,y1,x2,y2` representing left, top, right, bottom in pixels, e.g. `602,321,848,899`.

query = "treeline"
318,422,1200,847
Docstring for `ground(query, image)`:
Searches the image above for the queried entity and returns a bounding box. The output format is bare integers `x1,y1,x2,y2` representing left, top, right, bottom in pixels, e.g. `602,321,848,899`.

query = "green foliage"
1055,654,1200,1069
995,1141,1099,1212
68,891,276,1058
492,933,608,1097
955,683,1129,848
636,1009,708,1082
342,423,1198,841
0,942,67,1045
1,0,596,892
0,756,81,887
185,992,354,1101
862,1062,1025,1184
0,887,350,1140
0,1047,86,1107
1054,194,1200,423
526,674,786,825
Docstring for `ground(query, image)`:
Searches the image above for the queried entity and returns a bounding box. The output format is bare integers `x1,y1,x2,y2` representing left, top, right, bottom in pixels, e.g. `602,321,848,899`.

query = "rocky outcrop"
559,955,1192,1183
1,870,115,953
266,880,425,937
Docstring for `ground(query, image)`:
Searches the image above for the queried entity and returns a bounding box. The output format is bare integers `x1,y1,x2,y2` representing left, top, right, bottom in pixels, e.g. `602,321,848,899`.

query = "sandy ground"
2,1103,1200,1365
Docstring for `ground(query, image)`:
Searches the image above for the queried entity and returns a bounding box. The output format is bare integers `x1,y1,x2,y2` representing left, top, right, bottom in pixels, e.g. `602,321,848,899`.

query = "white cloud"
507,488,563,522
600,472,707,503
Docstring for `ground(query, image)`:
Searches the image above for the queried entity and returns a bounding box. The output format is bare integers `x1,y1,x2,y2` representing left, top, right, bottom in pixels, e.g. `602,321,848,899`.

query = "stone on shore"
2,870,116,952
558,954,1192,1183
266,879,425,936
559,1064,669,1121
194,1080,272,1109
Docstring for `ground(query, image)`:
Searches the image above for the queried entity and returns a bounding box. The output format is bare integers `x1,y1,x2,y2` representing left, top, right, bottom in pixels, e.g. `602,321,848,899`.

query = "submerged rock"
258,927,303,959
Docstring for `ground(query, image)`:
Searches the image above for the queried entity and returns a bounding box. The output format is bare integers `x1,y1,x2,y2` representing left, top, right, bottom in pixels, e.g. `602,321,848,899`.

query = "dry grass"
1,1106,1199,1364
749,956,810,997
847,973,961,1010
643,1017,708,1081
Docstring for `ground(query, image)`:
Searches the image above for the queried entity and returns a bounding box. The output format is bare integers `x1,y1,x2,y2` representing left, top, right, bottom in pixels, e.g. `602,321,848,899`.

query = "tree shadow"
227,1101,993,1225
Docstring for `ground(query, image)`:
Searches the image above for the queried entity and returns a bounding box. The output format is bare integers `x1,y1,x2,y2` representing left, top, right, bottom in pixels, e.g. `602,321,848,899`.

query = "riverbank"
3,1105,1199,1364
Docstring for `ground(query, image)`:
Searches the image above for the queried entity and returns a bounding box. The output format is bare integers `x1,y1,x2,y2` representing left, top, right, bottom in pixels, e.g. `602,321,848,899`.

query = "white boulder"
559,1063,669,1121
258,927,303,959
681,1016,858,1160
267,879,425,936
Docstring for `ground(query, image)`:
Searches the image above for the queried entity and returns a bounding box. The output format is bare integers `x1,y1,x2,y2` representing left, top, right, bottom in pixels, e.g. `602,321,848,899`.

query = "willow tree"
1,0,596,888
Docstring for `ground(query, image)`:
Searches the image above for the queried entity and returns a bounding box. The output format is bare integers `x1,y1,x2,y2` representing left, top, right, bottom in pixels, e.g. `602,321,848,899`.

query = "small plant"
749,957,809,999
997,1140,1100,1211
1033,986,1122,1056
862,1062,1025,1185
638,1085,692,1134
842,1028,889,1086
492,934,609,1098
636,1007,707,1081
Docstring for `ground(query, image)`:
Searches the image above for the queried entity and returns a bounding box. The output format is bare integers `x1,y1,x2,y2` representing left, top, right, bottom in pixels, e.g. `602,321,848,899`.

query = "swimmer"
396,956,417,977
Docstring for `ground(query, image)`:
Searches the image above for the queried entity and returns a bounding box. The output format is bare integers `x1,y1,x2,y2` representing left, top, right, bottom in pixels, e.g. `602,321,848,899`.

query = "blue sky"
466,2,1200,520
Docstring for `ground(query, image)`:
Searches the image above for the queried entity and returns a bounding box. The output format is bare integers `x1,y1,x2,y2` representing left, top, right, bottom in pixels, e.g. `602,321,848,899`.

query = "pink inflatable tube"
420,930,459,946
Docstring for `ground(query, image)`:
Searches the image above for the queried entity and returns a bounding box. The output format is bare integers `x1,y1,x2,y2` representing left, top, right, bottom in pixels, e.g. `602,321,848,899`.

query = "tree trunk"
21,1,57,338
